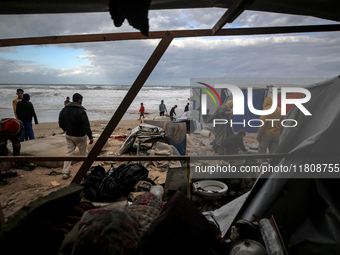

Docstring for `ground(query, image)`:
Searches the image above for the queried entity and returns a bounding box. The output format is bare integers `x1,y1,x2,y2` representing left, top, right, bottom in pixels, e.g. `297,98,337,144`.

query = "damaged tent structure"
237,75,340,253
119,123,166,155
119,123,182,169
205,75,340,253
1,0,340,254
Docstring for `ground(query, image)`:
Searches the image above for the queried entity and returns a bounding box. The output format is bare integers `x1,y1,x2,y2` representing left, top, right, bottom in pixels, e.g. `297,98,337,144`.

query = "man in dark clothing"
16,93,38,141
159,100,167,116
184,103,189,112
221,129,247,155
170,105,177,121
59,93,93,179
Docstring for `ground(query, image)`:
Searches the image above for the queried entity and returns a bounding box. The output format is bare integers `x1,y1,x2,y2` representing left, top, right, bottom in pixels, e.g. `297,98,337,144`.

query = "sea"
0,78,327,123
0,84,191,123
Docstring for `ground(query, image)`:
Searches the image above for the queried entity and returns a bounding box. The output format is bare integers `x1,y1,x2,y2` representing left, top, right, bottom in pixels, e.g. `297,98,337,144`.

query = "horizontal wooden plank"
1,152,337,162
0,153,289,161
1,24,340,47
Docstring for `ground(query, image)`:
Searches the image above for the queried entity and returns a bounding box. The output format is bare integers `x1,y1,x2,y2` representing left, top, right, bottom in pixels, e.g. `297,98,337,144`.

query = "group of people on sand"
1,88,281,182
0,88,39,160
211,96,284,162
12,88,39,142
3,91,194,181
0,90,93,181
138,100,190,121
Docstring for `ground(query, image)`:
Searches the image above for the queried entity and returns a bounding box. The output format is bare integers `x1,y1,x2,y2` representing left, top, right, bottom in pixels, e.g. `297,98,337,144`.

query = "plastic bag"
82,163,149,202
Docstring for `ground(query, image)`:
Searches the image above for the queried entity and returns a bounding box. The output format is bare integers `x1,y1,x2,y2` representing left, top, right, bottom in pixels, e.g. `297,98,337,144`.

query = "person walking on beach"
170,105,177,121
138,103,145,120
59,93,93,180
184,103,189,112
256,96,284,162
0,118,24,157
209,100,234,154
16,94,38,142
64,96,70,106
13,88,24,118
159,100,167,116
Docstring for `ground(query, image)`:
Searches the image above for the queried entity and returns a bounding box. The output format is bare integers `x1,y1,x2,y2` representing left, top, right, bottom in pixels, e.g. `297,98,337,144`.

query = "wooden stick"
0,153,289,162
0,202,5,228
71,31,175,184
1,25,340,47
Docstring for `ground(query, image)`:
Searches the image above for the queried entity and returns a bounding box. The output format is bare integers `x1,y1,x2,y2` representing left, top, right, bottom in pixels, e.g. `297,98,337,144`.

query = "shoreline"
0,110,160,124
33,119,141,138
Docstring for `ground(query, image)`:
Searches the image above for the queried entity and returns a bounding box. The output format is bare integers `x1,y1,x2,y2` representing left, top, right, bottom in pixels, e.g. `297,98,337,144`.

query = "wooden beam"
1,152,336,162
71,31,175,184
215,24,340,35
1,24,340,47
0,202,5,228
212,0,255,35
0,153,289,162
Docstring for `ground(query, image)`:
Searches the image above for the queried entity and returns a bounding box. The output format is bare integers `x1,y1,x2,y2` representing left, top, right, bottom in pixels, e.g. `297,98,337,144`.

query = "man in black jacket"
16,93,38,141
59,93,93,180
170,105,177,121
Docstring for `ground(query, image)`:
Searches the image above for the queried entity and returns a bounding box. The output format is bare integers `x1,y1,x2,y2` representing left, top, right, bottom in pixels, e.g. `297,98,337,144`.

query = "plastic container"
150,185,164,199
200,130,211,137
164,122,187,155
259,218,284,255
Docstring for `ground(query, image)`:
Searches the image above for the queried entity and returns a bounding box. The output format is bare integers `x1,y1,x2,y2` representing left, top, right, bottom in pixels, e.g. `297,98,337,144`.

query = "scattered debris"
46,170,62,176
51,181,60,187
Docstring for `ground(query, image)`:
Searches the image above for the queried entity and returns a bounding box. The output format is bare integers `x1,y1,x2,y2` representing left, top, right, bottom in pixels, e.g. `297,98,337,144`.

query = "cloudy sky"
0,8,339,85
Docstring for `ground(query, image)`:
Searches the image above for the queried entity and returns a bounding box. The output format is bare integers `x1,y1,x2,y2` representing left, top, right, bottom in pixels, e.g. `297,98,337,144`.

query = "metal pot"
228,239,267,255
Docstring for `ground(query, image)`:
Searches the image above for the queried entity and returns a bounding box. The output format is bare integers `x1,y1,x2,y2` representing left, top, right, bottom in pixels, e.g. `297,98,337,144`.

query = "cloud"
0,9,339,85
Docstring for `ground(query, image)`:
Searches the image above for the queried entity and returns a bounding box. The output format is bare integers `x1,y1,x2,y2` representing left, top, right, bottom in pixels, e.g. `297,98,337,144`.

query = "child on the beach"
64,96,70,106
13,88,24,118
139,103,145,120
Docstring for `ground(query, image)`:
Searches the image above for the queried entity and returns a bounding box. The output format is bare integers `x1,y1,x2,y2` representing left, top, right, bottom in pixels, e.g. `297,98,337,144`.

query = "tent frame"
1,24,340,47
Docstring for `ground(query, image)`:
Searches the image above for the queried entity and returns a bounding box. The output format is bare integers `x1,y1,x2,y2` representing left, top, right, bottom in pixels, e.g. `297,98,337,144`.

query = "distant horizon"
0,77,331,87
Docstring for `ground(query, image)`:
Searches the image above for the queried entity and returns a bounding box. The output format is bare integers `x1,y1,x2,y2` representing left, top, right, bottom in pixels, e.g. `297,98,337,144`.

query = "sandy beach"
0,117,259,223
0,119,171,222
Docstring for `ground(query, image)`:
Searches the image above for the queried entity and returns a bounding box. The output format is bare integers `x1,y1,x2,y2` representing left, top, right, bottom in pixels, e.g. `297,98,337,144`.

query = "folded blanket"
72,208,140,255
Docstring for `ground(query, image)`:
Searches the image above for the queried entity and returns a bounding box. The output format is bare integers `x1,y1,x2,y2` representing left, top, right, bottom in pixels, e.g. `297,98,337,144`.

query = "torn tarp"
203,192,250,237
109,0,151,36
215,76,340,254
145,142,182,169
